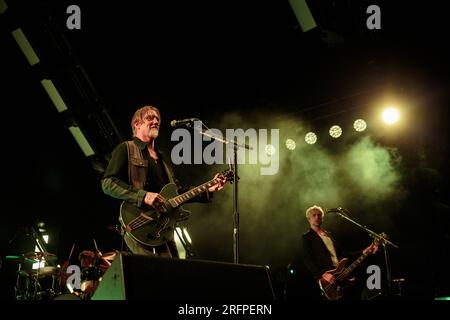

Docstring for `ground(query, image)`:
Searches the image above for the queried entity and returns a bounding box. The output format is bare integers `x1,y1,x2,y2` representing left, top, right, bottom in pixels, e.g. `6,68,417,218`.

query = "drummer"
78,250,96,269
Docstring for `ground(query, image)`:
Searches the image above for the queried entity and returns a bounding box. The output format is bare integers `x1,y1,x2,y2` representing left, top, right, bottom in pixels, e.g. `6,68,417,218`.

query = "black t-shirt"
145,156,169,193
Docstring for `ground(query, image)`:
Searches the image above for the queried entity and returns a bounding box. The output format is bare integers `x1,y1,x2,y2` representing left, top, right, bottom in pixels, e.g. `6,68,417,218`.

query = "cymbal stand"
14,260,24,300
32,256,43,300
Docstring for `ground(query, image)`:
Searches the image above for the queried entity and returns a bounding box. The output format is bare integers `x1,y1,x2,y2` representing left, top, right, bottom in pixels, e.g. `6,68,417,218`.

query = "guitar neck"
340,252,369,279
340,237,382,279
169,179,216,207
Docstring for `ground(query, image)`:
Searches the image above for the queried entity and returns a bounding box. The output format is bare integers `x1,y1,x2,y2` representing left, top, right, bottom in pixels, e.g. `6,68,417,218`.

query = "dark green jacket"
101,137,211,207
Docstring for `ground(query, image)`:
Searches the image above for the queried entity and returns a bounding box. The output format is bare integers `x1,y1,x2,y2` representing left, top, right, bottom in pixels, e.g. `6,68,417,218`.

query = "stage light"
174,227,186,259
329,125,342,138
382,107,400,124
41,80,95,157
285,139,296,150
40,79,69,113
68,126,95,157
11,28,40,66
288,0,317,32
174,226,193,259
182,227,192,245
265,144,276,156
305,132,317,145
287,263,296,276
353,119,367,132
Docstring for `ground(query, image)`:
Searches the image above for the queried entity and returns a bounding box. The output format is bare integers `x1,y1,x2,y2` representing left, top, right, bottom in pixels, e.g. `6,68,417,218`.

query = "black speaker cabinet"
92,252,275,300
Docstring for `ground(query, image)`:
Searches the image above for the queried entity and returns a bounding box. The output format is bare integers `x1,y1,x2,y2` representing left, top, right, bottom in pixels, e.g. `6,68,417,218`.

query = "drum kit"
6,247,116,301
7,252,61,300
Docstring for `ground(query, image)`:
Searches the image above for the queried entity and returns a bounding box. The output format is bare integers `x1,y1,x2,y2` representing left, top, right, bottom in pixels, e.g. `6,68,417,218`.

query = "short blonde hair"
305,205,325,219
131,105,161,136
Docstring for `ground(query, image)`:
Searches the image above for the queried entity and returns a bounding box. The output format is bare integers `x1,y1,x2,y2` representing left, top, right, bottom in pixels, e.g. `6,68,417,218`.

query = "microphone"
326,207,343,213
170,118,198,127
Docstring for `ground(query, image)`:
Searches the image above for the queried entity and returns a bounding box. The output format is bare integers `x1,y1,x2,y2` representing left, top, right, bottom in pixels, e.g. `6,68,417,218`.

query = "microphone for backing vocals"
325,207,343,213
170,118,199,127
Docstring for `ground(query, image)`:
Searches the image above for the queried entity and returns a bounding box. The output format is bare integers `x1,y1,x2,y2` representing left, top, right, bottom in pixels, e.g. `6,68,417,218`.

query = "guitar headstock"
217,169,236,184
363,232,388,255
373,232,389,246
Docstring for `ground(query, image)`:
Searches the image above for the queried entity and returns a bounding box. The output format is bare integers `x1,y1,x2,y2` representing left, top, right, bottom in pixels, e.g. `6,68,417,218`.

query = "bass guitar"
318,233,386,300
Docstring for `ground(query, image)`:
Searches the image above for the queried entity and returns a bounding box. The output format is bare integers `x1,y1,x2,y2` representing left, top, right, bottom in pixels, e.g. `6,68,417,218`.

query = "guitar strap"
125,140,177,190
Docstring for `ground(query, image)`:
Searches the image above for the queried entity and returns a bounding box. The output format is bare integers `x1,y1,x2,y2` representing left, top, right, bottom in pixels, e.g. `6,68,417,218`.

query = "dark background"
1,0,449,300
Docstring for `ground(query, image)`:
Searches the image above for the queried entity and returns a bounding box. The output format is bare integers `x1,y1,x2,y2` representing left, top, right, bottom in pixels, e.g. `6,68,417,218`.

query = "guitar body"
120,183,191,247
318,258,355,300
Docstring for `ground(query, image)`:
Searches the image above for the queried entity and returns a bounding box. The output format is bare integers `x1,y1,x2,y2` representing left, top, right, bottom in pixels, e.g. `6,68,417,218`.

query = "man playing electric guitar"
101,105,227,258
302,205,379,300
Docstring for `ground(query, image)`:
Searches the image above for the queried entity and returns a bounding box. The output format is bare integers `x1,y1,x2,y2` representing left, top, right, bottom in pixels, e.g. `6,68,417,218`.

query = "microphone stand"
329,208,399,296
187,120,251,264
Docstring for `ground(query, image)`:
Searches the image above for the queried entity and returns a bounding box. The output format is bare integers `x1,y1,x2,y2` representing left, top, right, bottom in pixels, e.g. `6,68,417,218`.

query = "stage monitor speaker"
92,252,275,300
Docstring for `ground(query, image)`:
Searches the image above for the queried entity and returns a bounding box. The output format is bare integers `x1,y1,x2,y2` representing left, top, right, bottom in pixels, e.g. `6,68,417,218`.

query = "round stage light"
329,125,342,138
305,132,317,145
285,139,296,150
353,119,367,132
265,144,276,156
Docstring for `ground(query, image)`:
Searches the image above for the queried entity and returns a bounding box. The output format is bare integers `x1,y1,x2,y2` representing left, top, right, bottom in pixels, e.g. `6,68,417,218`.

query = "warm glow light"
382,107,400,124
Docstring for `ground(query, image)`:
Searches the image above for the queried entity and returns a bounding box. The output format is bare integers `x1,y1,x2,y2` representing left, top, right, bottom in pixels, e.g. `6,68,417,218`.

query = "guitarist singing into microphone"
101,105,227,258
302,205,378,300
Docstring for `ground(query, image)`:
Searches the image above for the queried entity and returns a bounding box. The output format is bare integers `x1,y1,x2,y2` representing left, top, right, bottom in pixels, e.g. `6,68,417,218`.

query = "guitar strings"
128,215,151,230
324,254,369,292
172,182,212,205
126,175,224,232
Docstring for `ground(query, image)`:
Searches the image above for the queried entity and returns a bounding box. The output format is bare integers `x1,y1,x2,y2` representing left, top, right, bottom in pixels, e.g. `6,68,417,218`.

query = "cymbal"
5,255,37,264
23,252,57,261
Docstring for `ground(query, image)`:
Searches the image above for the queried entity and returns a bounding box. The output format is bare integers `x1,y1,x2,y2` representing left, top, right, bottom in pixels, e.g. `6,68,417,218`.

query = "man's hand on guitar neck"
322,272,336,284
362,242,379,255
207,173,227,192
144,192,167,212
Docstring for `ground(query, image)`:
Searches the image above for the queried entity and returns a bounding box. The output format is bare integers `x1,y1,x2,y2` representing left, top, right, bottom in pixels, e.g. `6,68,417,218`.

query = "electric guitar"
120,169,234,247
318,233,386,300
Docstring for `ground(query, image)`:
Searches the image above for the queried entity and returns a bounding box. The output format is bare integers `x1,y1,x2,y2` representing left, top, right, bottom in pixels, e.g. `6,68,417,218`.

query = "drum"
14,271,32,300
29,266,61,300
